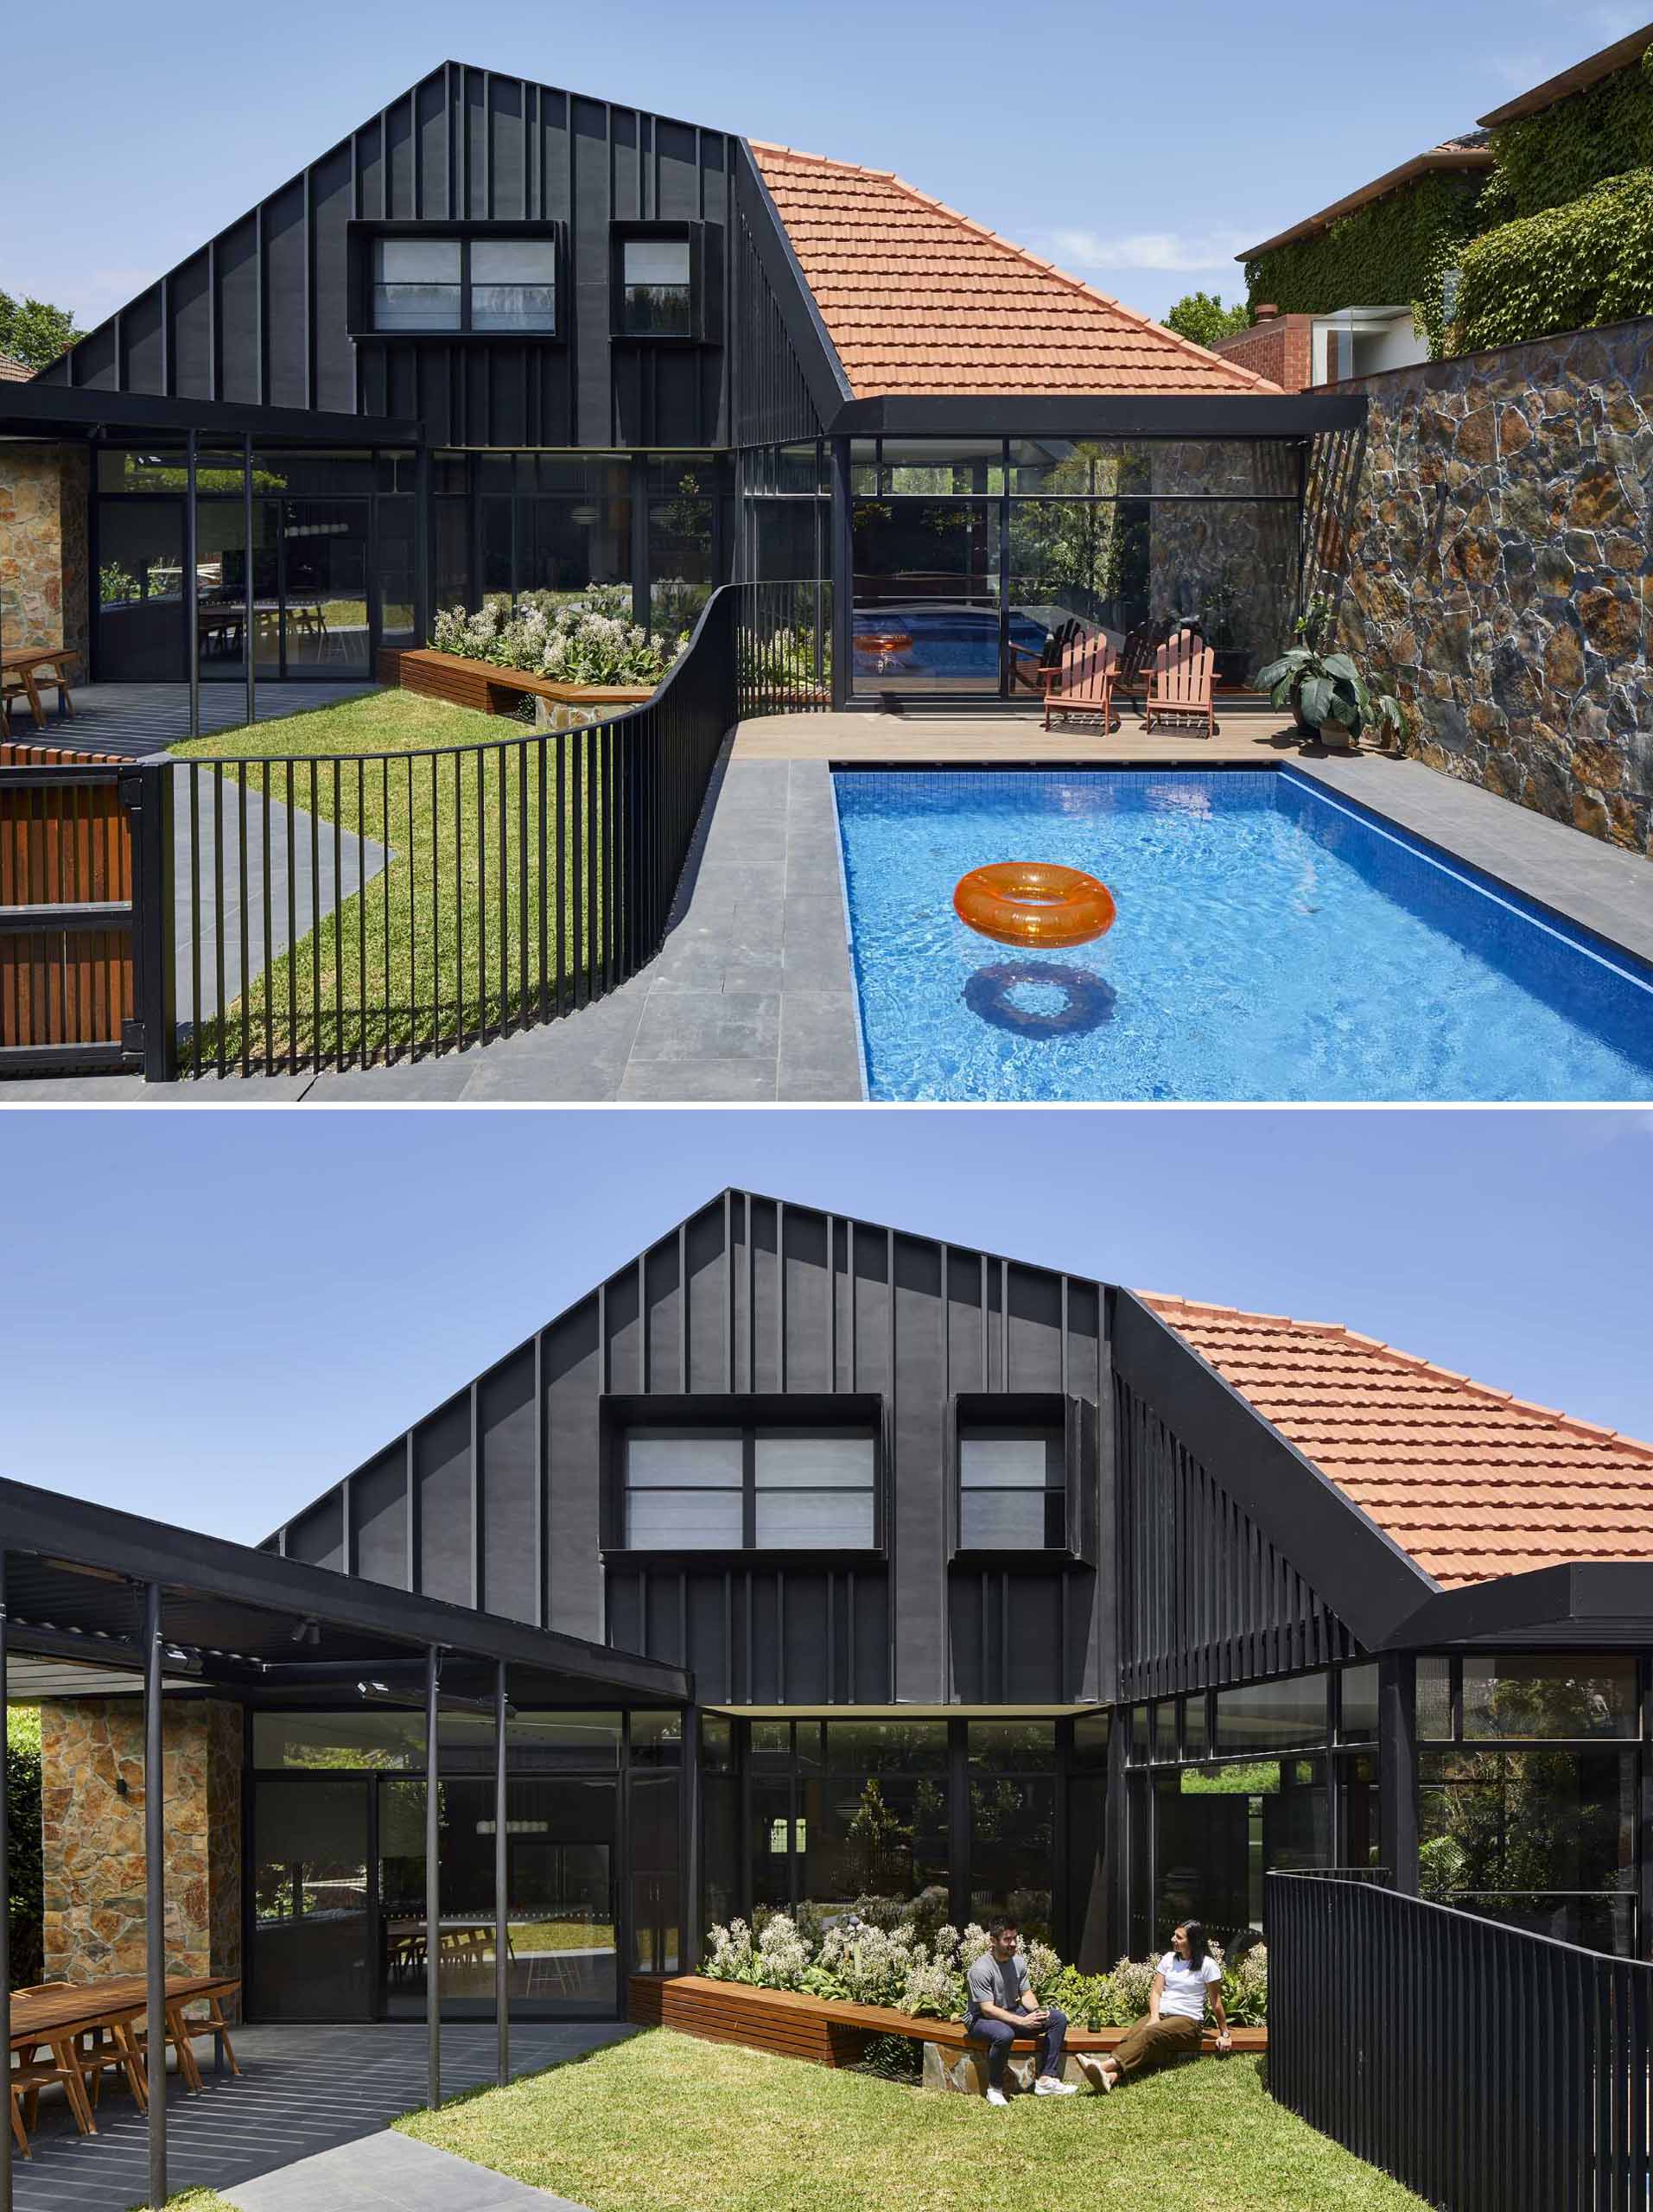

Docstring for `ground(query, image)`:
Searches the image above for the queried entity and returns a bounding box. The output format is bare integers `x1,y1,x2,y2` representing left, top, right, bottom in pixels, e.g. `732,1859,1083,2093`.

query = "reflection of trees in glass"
1464,1661,1633,1740
1181,1761,1282,1796
844,1778,913,1893
970,1777,1054,1850
1419,1750,1631,1904
99,561,141,605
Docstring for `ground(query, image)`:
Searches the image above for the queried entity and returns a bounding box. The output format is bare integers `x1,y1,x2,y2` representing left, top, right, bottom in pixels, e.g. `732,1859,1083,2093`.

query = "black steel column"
681,1705,703,1970
124,760,177,1082
414,445,432,649
947,1720,970,1933
143,1580,167,2209
425,1643,441,2108
0,1550,10,2212
1378,1653,1419,1895
185,429,200,740
828,436,852,710
243,432,256,729
1103,1711,1129,1964
494,1660,509,2087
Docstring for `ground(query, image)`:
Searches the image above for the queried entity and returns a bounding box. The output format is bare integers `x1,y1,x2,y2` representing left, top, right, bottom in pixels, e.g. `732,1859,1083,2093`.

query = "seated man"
963,1916,1077,2106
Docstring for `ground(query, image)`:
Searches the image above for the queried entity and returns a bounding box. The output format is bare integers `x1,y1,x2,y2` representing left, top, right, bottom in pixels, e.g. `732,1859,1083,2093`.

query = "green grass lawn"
397,2026,1426,2212
173,690,611,1072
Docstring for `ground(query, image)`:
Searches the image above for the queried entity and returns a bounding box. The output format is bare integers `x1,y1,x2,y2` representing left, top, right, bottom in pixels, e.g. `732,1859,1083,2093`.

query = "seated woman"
1081,1920,1231,2091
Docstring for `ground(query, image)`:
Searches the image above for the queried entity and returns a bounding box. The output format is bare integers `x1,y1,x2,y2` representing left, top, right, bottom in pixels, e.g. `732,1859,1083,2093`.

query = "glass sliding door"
851,497,999,698
251,1777,374,2018
282,499,371,673
95,501,186,679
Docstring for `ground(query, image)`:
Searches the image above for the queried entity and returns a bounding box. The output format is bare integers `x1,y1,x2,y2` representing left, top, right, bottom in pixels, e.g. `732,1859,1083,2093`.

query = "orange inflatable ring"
953,861,1116,950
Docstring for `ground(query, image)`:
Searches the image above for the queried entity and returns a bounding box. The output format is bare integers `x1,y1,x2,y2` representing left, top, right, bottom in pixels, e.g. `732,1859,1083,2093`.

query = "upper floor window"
620,238,693,335
624,1426,874,1549
958,1428,1065,1549
371,237,556,334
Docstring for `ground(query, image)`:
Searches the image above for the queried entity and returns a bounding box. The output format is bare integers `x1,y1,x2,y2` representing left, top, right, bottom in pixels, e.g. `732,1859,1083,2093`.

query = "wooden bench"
378,646,652,723
627,1974,1263,2072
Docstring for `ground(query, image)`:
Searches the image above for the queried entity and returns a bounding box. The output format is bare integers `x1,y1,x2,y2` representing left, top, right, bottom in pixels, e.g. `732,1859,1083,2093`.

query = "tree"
1165,291,1251,349
0,289,83,373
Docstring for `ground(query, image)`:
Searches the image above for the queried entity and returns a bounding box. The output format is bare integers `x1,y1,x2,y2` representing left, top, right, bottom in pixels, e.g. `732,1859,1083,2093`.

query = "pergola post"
494,1659,509,2087
828,435,851,711
185,430,200,740
143,1580,167,2209
1378,1651,1419,1896
425,1643,441,2109
0,1550,11,2212
243,431,257,730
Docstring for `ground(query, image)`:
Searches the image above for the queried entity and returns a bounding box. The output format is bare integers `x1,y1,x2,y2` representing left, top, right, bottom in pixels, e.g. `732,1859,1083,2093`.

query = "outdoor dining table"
0,645,77,730
10,1972,241,2134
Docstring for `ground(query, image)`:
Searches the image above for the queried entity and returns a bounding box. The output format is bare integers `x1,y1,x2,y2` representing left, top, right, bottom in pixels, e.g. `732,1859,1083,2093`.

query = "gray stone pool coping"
8,743,1652,1103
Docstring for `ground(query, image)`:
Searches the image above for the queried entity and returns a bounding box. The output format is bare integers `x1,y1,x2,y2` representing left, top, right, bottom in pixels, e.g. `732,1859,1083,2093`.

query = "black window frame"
347,220,566,342
951,1393,1079,1560
611,221,703,342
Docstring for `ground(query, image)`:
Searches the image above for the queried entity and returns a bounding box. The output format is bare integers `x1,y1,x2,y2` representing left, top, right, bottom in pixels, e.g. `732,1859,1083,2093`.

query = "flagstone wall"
38,1699,242,2001
1339,319,1653,855
0,442,88,667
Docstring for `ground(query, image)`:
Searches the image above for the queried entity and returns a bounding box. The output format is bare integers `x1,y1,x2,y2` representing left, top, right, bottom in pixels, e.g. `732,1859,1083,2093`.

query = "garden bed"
627,1974,1263,2074
378,646,653,726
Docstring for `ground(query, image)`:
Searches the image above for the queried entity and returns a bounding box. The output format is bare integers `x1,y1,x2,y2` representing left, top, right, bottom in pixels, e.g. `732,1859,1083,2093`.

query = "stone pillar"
39,1699,243,2008
0,442,88,668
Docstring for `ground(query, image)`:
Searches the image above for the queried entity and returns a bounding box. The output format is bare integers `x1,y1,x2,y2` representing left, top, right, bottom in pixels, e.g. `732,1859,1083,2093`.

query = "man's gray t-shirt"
966,1951,1027,2018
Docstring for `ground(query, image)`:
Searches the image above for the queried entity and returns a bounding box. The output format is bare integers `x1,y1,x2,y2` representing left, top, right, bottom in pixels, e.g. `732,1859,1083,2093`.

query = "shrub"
7,1709,41,1987
1221,1941,1268,2027
429,584,687,689
1453,168,1653,353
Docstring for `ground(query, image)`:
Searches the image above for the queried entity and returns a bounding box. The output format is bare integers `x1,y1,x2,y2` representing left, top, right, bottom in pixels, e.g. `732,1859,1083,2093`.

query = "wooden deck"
733,708,1347,766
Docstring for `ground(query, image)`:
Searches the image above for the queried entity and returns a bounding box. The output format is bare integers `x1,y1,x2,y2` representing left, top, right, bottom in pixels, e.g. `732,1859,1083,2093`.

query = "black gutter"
1383,1561,1653,1650
0,382,423,447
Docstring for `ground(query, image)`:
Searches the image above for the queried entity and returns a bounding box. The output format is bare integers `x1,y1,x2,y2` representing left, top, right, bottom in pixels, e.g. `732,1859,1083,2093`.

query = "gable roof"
0,352,32,382
1141,1295,1653,1590
747,142,1279,398
1237,137,1492,262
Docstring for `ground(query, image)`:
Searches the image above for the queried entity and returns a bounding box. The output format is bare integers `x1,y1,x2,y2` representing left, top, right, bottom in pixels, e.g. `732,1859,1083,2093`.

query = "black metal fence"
1267,1868,1652,2212
129,576,829,1079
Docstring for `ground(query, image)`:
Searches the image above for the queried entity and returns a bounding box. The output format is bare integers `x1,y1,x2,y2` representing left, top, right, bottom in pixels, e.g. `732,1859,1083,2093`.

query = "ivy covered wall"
1243,172,1488,355
1481,46,1653,221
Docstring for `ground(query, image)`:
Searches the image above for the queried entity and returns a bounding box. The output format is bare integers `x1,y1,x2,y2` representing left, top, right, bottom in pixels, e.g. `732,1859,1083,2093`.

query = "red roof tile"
0,352,33,383
749,143,1279,400
1140,1295,1653,1589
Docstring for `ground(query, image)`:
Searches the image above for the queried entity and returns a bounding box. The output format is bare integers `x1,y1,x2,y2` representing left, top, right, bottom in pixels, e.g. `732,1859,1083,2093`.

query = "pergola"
0,1472,687,2210
0,382,424,735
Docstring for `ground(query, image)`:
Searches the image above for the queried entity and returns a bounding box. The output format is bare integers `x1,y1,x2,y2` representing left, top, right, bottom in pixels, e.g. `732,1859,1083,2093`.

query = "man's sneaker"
1033,2075,1078,2096
984,2087,1009,2107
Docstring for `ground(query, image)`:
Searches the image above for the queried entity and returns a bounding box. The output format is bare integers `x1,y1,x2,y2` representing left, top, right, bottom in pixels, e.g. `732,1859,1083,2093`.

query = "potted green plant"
1258,596,1407,753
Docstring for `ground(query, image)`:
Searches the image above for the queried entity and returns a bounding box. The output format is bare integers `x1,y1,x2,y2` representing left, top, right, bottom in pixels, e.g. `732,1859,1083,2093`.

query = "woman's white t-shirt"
1157,1952,1223,2023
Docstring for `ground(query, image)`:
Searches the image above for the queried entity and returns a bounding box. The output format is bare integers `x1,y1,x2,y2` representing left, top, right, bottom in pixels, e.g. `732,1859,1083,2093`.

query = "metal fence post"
122,757,177,1082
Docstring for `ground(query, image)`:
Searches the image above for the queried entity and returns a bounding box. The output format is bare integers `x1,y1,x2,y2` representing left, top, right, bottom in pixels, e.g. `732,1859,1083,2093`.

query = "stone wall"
1148,440,1300,682
1339,320,1653,855
0,442,89,668
40,1700,242,2003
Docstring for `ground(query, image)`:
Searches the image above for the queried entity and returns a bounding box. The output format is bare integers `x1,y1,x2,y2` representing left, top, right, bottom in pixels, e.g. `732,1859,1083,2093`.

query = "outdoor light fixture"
355,1676,513,1719
289,1615,322,1647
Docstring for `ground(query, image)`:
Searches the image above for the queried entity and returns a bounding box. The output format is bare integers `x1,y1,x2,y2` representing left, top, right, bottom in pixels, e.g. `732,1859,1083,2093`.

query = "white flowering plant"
430,583,688,689
703,1901,1268,2028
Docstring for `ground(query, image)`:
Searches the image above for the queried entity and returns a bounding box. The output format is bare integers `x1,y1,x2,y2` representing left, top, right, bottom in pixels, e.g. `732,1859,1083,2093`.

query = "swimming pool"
832,768,1653,1102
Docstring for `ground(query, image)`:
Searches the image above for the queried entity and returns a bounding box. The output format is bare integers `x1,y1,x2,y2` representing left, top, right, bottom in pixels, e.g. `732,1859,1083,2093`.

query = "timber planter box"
626,1974,1263,2093
378,647,655,728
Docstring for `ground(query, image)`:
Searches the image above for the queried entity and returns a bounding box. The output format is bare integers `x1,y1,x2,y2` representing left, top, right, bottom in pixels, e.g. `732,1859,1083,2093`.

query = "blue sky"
3,1108,1650,1548
3,0,1639,333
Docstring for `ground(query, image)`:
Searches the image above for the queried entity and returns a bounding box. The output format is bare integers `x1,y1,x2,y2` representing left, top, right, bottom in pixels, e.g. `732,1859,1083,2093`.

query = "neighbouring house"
0,353,33,383
0,60,1363,709
18,1185,1652,2046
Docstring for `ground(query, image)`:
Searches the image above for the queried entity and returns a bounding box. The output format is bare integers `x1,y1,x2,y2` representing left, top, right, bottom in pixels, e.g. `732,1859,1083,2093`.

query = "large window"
624,1426,876,1550
958,1429,1065,1550
619,236,693,335
371,236,556,334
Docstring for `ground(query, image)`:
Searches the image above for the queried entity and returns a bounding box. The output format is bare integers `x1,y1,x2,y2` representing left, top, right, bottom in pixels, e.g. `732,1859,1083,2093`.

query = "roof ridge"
748,142,1275,395
1141,1293,1653,1466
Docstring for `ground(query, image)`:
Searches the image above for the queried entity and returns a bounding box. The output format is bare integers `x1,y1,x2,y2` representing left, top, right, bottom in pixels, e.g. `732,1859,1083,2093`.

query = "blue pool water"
833,768,1653,1102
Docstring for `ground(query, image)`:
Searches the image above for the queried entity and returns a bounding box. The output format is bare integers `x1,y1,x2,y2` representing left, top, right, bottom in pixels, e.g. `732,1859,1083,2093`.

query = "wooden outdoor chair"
129,1988,240,2097
1008,617,1081,696
1141,626,1217,738
16,1981,145,2119
9,2039,95,2154
1039,630,1119,730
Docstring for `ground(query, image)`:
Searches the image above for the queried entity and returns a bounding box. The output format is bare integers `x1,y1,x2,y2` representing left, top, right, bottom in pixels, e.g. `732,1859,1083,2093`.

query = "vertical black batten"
143,1580,167,2209
425,1643,442,2106
185,429,200,735
243,432,256,729
494,1658,509,2085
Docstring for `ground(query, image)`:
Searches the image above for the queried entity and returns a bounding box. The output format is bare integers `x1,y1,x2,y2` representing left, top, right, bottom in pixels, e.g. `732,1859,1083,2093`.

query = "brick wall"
1212,314,1314,394
1340,318,1653,855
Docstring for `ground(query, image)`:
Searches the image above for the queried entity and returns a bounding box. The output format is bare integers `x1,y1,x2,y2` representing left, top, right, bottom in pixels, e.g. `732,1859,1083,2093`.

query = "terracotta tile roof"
1140,1294,1653,1590
748,142,1279,399
0,352,33,383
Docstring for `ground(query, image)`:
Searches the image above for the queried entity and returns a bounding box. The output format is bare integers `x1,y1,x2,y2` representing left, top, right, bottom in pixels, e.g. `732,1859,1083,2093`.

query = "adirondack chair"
1115,615,1174,709
1141,626,1217,738
1039,630,1120,730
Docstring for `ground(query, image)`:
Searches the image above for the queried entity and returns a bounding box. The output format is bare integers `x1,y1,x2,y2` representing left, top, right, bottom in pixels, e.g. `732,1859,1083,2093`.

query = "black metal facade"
41,63,735,450
267,1190,1114,1708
